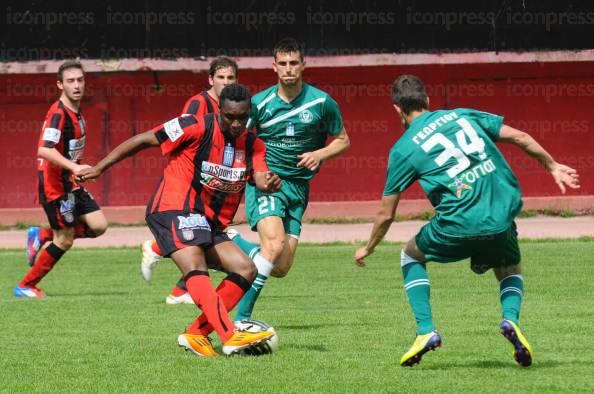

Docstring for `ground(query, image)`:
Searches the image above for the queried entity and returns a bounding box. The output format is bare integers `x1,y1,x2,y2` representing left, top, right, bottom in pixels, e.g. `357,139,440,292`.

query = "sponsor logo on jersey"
267,137,311,148
164,118,184,142
299,109,313,123
43,127,61,143
201,161,246,182
68,136,85,161
201,177,246,193
460,159,497,184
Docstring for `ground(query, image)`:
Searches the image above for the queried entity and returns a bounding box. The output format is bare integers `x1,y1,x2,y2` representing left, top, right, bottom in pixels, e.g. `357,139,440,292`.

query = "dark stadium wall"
1,60,593,208
2,1,592,61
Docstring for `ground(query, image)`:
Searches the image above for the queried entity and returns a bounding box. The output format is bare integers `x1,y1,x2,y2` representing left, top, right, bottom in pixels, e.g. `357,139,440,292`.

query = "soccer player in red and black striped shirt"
78,84,281,356
140,57,239,305
181,56,237,116
15,60,108,299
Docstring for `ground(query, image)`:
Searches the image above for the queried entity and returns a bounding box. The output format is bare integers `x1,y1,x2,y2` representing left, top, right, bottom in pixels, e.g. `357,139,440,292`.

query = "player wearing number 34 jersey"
355,75,580,368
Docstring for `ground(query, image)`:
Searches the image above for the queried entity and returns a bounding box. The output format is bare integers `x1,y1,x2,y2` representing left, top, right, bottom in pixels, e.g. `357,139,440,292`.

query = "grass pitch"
1,240,593,393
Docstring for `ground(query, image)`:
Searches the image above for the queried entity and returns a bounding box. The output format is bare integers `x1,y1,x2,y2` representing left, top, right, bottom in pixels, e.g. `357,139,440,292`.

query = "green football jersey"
248,83,344,181
384,108,523,236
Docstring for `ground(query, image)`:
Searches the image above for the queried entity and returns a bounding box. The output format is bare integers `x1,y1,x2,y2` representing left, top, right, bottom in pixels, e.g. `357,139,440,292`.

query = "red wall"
1,61,592,208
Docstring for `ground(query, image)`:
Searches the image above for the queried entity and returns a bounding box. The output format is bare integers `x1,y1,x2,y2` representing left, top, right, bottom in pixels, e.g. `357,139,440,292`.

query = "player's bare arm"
78,131,160,181
253,171,282,193
37,146,90,175
498,125,580,193
354,193,400,267
297,128,350,171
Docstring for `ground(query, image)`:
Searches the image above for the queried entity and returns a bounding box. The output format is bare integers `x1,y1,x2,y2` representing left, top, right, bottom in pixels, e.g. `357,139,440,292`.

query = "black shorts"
146,210,230,258
42,188,101,230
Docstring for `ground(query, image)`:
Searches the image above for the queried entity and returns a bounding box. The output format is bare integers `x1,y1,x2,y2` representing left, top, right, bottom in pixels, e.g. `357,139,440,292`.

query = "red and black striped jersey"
36,100,86,203
182,91,219,116
147,114,267,230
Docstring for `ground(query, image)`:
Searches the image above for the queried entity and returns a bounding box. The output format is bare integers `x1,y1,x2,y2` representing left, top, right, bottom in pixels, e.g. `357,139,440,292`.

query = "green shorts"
245,179,309,237
415,221,521,274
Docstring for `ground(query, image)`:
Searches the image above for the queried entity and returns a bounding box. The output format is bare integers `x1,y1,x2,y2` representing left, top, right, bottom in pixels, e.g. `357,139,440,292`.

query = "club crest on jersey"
223,145,235,167
286,122,295,136
448,178,472,198
299,110,313,123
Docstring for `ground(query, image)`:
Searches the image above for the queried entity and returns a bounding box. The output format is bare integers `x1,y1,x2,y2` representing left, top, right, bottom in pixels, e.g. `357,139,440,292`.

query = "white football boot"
140,240,161,281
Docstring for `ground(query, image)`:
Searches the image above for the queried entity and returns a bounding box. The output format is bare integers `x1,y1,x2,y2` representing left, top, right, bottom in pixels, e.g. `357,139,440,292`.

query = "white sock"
253,253,274,278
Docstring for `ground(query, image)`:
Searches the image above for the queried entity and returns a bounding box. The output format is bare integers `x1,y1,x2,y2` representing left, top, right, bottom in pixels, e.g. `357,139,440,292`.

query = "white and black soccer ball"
234,319,279,355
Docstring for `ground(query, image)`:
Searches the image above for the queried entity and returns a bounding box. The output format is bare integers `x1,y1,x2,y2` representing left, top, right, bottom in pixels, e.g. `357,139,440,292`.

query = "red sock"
39,228,54,243
170,277,187,297
19,243,65,288
186,273,251,336
151,240,162,255
185,271,235,342
74,223,98,239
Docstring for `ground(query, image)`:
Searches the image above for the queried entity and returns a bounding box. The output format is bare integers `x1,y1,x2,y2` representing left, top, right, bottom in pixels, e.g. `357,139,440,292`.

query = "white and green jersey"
248,83,344,181
384,108,523,237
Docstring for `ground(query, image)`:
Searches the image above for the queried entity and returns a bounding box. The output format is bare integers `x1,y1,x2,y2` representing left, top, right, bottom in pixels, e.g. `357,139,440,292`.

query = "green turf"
1,241,593,393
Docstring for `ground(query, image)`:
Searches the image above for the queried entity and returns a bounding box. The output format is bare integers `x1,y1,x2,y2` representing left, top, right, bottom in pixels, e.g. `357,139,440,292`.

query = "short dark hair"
57,60,84,82
209,56,238,78
219,84,251,106
391,75,428,115
273,37,304,61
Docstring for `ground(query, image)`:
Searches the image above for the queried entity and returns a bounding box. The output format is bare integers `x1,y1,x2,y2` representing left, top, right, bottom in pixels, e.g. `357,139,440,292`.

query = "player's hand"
72,164,91,174
76,166,102,182
297,152,322,171
549,162,580,194
354,247,372,267
264,171,282,192
72,164,91,182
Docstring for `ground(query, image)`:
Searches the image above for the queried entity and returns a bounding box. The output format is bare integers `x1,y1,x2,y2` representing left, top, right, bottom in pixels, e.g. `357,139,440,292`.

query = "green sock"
499,274,524,323
232,233,261,260
234,253,273,321
402,252,434,335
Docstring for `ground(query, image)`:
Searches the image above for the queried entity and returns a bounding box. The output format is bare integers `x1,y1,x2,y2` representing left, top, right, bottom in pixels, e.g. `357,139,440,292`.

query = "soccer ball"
234,319,279,355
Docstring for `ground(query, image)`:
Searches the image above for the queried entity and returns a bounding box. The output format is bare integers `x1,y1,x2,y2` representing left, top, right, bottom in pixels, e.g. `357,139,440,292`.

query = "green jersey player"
230,38,350,321
355,75,580,367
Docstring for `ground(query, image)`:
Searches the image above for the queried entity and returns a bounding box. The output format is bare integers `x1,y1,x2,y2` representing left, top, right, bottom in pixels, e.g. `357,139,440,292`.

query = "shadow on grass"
278,323,362,330
422,359,578,369
263,294,317,299
47,291,132,297
283,343,328,352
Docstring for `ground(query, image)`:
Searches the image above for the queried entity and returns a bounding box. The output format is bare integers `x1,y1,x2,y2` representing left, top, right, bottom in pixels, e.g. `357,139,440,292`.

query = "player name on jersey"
412,111,459,145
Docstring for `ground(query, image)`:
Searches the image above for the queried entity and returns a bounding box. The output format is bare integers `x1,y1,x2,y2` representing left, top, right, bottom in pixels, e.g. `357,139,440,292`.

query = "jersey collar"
275,83,307,106
408,111,432,128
